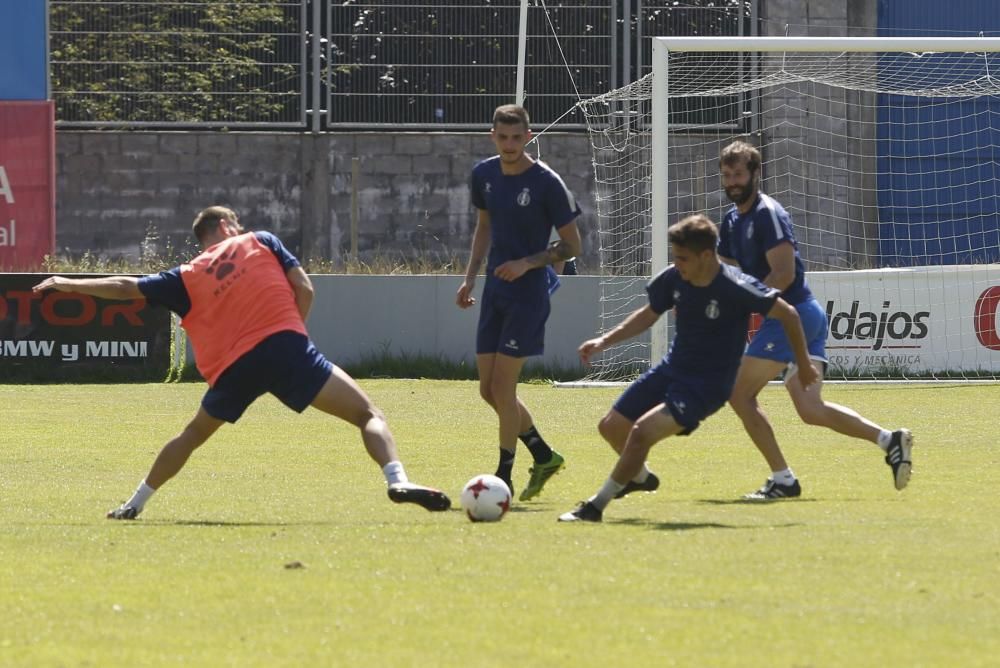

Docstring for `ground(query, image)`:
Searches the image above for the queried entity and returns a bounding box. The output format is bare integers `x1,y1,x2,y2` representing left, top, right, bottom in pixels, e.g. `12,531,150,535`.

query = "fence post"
311,0,321,133
351,157,360,260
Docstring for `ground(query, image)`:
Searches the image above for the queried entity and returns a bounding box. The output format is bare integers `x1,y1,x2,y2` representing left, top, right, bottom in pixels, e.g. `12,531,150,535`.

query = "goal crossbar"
655,36,1000,53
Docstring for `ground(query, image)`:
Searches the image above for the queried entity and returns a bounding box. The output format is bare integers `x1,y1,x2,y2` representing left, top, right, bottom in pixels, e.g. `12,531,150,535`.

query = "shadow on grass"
164,505,474,525
609,517,803,531
696,498,820,506
508,505,555,514
165,520,336,527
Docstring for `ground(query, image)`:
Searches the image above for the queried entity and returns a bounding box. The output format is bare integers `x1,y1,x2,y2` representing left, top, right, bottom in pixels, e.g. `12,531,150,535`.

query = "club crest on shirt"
673,290,681,302
705,299,720,319
517,188,531,206
484,182,492,193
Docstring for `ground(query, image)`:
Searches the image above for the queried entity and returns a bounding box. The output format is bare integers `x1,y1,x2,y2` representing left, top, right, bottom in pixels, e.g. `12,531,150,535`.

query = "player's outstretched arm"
767,298,819,389
579,305,659,365
32,275,143,301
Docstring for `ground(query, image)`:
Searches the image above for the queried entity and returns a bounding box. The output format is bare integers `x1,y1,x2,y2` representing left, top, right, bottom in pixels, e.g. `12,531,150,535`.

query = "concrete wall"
55,131,601,269
303,274,642,370
758,0,880,268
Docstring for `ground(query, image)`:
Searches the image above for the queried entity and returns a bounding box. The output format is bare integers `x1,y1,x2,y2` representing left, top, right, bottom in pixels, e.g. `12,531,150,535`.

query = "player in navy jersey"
33,205,450,519
718,140,914,499
456,104,582,502
559,215,818,522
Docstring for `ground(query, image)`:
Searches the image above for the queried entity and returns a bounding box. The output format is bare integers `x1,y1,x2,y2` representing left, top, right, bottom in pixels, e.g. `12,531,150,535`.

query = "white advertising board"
801,265,1000,375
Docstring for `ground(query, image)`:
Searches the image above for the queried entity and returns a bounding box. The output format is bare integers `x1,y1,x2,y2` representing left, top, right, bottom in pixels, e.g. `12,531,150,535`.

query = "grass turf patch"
1,381,997,666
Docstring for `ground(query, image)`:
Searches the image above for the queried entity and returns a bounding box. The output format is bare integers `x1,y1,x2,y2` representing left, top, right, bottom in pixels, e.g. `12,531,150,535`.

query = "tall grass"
303,250,467,275
40,251,473,276
40,227,471,276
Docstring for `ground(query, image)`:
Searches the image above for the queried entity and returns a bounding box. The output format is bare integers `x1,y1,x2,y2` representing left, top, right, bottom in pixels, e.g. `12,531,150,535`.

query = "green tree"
50,1,303,124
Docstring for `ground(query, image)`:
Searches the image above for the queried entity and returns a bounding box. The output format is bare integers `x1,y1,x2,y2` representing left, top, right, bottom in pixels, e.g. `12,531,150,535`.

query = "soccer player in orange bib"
33,206,451,518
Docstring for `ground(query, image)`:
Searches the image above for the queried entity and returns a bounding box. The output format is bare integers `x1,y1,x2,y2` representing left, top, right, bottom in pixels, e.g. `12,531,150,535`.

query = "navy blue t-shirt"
648,263,779,385
718,192,813,306
137,231,300,317
469,157,581,299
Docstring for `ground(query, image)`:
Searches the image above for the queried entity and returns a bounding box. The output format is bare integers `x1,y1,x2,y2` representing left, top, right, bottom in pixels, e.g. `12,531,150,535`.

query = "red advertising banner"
0,101,55,270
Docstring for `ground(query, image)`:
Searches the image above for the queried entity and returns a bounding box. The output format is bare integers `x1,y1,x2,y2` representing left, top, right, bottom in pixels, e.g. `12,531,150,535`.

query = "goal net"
577,36,1000,382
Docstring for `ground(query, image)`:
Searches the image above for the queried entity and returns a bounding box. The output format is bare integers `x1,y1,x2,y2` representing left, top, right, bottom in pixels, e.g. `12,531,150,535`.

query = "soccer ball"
461,474,511,522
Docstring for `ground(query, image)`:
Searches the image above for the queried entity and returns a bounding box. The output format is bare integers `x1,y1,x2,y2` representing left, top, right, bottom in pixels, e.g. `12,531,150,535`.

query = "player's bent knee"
488,377,516,400
628,424,659,451
339,402,387,430
597,414,620,441
795,404,827,426
728,395,755,415
597,416,614,440
359,404,387,427
598,411,632,446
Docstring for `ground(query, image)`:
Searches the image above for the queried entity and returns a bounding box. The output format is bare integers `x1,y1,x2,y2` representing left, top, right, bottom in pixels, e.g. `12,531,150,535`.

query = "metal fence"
50,1,308,127
326,0,753,128
327,1,611,128
50,1,753,129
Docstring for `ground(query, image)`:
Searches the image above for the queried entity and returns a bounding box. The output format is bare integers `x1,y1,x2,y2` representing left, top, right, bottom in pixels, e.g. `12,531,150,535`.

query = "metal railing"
50,1,753,129
327,1,612,129
50,1,308,127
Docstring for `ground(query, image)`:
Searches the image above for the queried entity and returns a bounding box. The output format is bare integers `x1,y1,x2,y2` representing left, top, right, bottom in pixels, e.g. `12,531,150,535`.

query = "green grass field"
1,381,998,667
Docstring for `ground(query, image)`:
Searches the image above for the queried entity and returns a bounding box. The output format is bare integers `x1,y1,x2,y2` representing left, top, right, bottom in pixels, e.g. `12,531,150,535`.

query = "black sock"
519,426,553,463
496,448,515,483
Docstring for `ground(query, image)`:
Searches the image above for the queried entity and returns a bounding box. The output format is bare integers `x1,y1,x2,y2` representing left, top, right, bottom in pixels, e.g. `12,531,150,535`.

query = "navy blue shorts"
612,363,731,435
476,289,550,358
202,331,333,423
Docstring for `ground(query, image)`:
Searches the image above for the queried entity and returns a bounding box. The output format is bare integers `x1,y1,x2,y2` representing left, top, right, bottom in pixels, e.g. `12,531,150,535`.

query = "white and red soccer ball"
461,474,511,522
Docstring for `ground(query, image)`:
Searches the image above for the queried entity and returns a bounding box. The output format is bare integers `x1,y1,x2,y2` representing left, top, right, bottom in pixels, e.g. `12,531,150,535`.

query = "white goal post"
577,36,1000,382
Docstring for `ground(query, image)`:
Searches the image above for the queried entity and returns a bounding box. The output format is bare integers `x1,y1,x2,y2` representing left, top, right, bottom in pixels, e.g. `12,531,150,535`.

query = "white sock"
632,464,651,484
589,477,626,511
771,468,796,484
382,461,408,486
876,429,893,452
125,480,156,510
